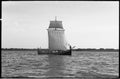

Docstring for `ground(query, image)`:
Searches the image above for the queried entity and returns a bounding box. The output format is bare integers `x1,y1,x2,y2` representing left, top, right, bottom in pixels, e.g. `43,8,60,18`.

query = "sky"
2,1,119,49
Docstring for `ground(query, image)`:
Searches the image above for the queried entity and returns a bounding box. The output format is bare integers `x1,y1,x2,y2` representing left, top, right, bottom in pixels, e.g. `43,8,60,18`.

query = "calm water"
2,50,119,79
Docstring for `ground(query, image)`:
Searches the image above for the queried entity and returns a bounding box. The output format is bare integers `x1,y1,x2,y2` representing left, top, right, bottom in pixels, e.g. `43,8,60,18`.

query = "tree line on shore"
73,48,119,52
1,48,119,52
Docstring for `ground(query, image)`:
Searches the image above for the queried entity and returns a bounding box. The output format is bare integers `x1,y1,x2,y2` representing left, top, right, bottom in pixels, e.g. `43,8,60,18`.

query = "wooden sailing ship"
38,17,72,55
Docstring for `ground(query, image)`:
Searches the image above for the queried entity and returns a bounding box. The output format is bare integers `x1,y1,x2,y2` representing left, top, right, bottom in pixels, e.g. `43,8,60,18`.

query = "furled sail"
48,19,68,51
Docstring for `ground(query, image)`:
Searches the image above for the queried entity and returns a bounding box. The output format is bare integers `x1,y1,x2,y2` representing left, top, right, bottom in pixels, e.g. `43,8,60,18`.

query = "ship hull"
37,49,71,55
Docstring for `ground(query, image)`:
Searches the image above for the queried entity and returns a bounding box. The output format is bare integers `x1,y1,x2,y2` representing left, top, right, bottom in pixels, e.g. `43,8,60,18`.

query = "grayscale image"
2,1,119,79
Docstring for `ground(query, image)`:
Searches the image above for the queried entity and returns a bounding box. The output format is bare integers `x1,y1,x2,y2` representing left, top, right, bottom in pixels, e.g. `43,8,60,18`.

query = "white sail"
48,20,68,51
48,28,67,50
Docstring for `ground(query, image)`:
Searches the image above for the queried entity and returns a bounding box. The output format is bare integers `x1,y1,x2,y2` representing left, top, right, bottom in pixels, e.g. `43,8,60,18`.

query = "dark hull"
37,49,71,55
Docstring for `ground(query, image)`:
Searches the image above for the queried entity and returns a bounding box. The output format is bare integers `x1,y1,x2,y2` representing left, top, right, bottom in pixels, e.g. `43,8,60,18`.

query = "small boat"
38,17,72,55
38,46,72,55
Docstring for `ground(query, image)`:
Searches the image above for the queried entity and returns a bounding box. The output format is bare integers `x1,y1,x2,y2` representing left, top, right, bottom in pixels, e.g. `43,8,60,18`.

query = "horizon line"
1,48,119,49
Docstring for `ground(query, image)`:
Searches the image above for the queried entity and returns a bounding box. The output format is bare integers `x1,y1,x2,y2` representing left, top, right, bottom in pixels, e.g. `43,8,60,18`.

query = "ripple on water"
2,50,119,78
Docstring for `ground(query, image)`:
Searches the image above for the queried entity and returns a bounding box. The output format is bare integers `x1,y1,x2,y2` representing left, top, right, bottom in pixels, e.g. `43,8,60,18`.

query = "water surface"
2,50,119,79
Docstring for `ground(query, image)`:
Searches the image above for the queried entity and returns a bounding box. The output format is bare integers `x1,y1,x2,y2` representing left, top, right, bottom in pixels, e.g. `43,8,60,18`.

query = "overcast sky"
2,1,119,49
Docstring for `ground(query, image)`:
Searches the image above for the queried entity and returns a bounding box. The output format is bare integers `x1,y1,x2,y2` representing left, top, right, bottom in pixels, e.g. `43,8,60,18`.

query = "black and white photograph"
1,1,119,79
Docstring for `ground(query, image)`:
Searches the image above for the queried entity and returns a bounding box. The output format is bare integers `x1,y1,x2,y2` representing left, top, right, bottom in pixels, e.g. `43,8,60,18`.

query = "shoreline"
1,48,119,52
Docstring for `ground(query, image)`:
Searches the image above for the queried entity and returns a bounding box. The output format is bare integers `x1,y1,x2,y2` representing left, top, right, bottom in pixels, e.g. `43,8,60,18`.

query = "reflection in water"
46,55,79,77
46,55,65,77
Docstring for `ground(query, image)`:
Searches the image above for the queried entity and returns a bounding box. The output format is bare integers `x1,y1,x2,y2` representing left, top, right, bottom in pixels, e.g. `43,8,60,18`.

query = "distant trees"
1,48,36,51
73,48,119,52
1,48,119,52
